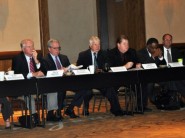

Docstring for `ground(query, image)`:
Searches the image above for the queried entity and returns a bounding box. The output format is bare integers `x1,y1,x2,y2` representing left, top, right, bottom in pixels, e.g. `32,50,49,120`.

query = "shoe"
110,109,124,116
65,108,79,118
144,107,152,112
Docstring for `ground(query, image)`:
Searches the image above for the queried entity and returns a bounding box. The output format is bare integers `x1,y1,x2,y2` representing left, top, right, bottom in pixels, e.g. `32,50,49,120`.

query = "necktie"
167,50,172,63
121,53,125,62
30,57,35,73
93,52,98,69
55,56,61,69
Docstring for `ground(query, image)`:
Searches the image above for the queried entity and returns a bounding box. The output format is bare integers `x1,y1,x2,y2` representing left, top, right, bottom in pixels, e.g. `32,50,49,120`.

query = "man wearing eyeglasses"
42,39,80,120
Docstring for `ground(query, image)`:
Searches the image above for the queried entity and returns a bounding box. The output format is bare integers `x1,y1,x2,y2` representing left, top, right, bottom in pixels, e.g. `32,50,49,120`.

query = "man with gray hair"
12,39,45,124
42,39,82,119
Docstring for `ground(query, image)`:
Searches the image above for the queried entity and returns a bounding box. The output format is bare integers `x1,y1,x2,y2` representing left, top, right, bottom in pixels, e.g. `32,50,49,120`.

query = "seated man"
0,97,13,129
108,35,145,111
137,38,166,111
42,39,82,119
12,39,44,123
76,36,124,116
108,35,140,70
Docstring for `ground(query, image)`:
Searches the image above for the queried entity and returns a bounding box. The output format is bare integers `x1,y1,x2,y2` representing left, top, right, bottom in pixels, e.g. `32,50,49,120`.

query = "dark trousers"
138,83,155,108
138,81,178,108
75,87,121,112
68,90,92,110
100,87,121,112
57,91,66,111
0,98,13,121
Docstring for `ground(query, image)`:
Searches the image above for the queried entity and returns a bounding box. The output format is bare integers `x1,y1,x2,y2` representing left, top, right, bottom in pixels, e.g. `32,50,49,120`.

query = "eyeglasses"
50,47,61,50
164,39,172,42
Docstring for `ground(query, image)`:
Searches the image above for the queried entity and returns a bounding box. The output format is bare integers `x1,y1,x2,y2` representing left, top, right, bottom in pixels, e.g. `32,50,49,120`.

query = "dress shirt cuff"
36,63,41,69
27,73,33,79
158,56,164,61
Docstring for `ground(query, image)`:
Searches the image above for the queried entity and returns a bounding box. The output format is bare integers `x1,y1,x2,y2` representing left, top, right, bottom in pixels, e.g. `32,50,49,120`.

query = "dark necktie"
55,56,61,69
30,57,35,73
167,50,172,63
121,53,125,63
93,52,98,69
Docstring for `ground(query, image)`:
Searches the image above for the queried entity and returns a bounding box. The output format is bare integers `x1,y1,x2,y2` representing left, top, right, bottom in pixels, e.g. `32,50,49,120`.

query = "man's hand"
124,62,134,69
61,67,68,73
32,71,44,77
32,50,39,64
152,48,163,58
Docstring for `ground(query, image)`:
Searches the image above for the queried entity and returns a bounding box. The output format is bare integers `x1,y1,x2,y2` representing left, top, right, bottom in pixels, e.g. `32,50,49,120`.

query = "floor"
1,98,185,138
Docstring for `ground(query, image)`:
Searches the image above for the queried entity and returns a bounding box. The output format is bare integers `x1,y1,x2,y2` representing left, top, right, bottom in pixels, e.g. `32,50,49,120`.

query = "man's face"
163,35,172,49
117,39,129,53
90,40,100,52
48,41,61,56
148,42,159,54
22,40,35,56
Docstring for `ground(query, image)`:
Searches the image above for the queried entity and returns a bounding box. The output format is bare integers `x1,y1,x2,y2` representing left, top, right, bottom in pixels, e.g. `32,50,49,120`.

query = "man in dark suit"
42,39,80,119
76,36,124,116
161,34,185,98
108,35,140,69
12,39,45,123
137,38,166,111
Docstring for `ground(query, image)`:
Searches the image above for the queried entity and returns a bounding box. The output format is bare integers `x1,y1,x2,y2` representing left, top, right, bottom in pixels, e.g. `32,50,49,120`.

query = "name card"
5,74,24,80
168,62,183,67
46,70,64,78
110,66,127,72
142,63,157,69
73,69,90,75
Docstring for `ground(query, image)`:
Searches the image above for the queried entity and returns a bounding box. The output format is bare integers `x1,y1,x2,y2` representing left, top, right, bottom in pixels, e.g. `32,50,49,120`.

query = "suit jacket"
137,48,166,66
108,47,139,68
12,52,40,78
42,53,70,75
76,49,108,69
162,46,183,63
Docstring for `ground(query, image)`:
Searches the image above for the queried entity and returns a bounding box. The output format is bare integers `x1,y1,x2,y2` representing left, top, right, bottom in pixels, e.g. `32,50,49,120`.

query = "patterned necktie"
93,52,98,69
167,50,172,63
55,56,61,69
30,57,35,73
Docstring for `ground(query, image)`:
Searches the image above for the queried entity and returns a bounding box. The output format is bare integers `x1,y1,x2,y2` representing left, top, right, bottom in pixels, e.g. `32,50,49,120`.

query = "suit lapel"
87,49,93,65
48,53,57,69
21,52,29,72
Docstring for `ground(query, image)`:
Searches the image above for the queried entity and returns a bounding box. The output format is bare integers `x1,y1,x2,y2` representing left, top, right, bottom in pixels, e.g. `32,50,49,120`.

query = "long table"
36,71,139,94
138,66,185,83
0,79,37,97
1,67,185,97
1,67,185,128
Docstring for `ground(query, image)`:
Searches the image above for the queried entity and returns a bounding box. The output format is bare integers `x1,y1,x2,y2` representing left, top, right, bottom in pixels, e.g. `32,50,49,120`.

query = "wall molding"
0,50,42,60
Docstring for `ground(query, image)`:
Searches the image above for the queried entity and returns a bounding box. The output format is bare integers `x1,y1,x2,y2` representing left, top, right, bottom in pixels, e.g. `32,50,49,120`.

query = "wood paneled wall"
98,0,146,50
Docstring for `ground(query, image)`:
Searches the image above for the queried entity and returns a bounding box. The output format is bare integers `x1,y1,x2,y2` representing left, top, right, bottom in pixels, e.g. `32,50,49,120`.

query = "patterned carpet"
1,106,185,138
